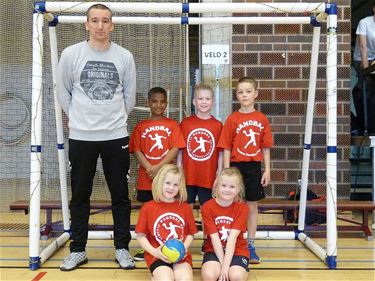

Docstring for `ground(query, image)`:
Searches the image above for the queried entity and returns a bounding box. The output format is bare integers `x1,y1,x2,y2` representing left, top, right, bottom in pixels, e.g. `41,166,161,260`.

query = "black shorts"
149,259,173,273
230,162,265,201
136,190,153,203
202,252,249,271
187,185,212,205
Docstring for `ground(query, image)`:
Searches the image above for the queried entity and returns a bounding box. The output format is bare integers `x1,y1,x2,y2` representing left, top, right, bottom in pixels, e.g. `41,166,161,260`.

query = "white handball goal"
29,1,338,270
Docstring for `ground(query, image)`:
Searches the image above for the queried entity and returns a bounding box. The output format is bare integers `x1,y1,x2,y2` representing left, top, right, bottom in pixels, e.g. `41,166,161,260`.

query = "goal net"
1,0,187,206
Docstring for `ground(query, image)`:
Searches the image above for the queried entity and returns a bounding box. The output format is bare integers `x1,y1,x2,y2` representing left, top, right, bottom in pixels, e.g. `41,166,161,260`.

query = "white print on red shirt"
236,120,264,157
235,120,264,133
149,133,166,152
153,212,186,244
187,128,215,161
141,126,172,160
243,129,260,148
215,216,233,242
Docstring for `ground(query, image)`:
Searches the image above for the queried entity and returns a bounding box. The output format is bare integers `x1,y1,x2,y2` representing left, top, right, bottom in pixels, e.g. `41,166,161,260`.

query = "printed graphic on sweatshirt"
214,216,233,242
153,212,185,244
236,120,264,157
186,128,215,161
80,61,119,100
141,125,171,160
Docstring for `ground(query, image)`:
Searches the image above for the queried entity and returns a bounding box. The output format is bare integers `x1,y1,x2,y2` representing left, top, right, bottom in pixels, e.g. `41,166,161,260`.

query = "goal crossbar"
37,1,326,14
55,16,314,25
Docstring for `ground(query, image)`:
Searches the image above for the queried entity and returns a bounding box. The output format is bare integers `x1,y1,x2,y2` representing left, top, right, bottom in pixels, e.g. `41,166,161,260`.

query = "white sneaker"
115,248,135,269
60,252,88,271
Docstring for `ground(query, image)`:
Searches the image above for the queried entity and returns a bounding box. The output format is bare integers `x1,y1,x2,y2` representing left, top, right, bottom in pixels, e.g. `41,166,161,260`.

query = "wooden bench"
9,200,201,237
257,199,375,240
9,199,375,240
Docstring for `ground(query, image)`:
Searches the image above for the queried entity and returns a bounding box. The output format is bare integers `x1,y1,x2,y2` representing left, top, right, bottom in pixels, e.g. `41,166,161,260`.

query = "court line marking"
31,272,47,281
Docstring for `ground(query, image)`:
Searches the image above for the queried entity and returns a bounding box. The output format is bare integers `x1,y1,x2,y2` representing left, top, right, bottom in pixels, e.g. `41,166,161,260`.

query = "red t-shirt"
217,111,273,162
135,200,198,268
180,115,223,189
202,198,249,258
129,117,186,190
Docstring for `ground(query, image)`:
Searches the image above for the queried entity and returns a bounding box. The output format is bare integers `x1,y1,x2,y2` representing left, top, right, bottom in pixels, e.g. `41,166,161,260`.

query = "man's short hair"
86,4,112,21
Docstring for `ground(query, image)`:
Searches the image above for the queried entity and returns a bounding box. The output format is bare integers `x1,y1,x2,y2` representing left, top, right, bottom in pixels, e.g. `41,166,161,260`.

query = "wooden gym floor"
0,210,374,281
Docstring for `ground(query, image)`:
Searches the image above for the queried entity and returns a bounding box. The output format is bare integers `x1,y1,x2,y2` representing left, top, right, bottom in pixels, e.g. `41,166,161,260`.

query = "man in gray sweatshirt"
57,4,136,271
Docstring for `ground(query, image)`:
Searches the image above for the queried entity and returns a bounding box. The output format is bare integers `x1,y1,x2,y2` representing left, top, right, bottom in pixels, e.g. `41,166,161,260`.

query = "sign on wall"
202,44,230,65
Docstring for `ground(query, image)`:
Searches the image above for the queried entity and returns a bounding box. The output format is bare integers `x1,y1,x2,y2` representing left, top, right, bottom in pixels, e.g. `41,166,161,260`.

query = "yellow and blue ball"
161,238,186,263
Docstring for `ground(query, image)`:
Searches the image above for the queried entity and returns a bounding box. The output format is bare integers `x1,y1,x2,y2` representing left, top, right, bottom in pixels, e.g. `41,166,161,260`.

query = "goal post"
29,1,337,270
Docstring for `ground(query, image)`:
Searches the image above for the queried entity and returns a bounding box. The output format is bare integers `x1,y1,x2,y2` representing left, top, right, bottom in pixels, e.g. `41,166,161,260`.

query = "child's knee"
174,263,193,281
152,267,174,281
201,268,219,281
229,269,247,281
175,275,193,281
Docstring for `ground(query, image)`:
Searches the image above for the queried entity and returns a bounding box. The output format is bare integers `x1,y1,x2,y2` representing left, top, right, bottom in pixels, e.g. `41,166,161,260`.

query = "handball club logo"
214,216,233,242
187,128,215,161
153,212,185,244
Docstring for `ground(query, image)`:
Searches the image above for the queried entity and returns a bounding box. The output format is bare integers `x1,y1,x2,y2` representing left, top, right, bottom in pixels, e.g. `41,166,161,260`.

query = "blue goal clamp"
326,255,337,269
48,15,59,27
294,229,305,240
64,228,72,236
303,143,311,150
327,146,337,153
310,16,321,27
181,16,189,25
325,2,337,15
29,256,41,270
31,145,42,153
34,1,46,14
182,3,189,14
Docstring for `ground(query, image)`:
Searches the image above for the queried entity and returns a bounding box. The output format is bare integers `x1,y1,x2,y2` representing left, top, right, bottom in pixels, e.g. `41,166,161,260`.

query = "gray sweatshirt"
57,41,136,141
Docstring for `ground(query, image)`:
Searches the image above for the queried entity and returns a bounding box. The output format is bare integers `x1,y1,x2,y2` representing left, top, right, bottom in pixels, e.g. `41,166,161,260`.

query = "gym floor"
0,210,374,280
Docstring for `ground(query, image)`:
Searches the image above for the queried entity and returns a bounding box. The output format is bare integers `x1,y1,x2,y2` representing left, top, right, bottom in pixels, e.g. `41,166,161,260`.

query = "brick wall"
231,0,351,198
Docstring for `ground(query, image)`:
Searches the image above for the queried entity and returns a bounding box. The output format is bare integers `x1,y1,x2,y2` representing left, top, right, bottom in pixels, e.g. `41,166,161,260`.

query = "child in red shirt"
218,77,273,264
135,164,197,280
179,83,223,197
201,167,249,281
130,87,185,261
178,83,223,251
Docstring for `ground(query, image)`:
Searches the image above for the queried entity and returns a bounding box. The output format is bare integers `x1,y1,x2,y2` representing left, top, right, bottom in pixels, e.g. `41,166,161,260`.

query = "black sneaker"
133,248,145,261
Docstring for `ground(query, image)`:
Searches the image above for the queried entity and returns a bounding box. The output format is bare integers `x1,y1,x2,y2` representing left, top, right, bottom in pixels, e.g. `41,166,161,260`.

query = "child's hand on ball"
153,245,171,263
161,238,186,263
